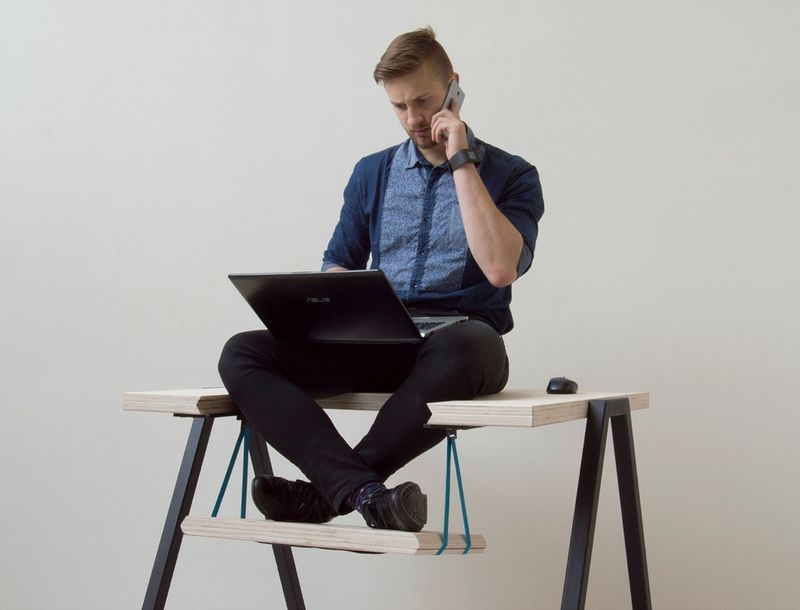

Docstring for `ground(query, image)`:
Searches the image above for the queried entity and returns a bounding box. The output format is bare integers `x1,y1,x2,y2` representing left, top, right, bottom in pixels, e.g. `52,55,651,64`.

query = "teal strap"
436,435,454,555
451,434,472,554
241,427,250,518
211,425,250,518
436,431,472,555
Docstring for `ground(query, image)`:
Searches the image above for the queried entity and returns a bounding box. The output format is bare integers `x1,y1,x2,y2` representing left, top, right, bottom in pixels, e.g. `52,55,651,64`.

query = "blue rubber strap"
436,435,454,555
241,426,250,518
212,428,245,518
451,436,472,554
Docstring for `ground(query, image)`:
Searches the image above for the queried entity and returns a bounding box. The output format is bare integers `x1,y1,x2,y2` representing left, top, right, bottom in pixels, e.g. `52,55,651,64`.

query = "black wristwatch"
448,148,481,172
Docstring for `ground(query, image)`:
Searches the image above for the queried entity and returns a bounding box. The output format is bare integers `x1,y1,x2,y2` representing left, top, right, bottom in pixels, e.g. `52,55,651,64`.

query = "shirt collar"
403,124,481,170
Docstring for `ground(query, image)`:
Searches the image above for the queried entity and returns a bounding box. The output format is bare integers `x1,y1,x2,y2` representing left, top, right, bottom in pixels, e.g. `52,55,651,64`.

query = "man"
218,27,544,532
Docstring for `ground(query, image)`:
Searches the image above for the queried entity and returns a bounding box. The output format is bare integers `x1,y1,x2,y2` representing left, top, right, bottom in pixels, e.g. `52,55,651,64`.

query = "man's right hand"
325,266,349,272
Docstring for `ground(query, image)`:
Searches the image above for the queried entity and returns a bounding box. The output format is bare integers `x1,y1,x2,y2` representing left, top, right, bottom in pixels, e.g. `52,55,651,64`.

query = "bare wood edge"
181,516,485,556
123,388,649,427
427,391,650,428
122,389,390,416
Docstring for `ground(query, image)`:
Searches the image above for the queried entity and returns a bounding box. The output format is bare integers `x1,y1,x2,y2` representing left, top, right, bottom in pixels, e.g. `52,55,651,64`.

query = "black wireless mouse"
547,376,579,394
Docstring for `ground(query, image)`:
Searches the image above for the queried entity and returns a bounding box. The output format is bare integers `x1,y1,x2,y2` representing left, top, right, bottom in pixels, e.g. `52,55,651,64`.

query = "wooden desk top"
122,388,390,417
123,388,648,428
427,389,648,428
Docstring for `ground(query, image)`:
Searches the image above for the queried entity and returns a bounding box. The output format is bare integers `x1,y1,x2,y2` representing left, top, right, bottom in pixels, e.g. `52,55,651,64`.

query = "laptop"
228,270,469,344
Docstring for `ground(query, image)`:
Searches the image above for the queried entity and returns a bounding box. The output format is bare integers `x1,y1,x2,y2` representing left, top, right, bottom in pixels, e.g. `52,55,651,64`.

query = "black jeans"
217,320,509,512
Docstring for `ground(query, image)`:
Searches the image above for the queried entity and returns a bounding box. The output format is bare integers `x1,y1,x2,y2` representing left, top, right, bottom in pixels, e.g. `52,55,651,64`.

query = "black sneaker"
251,475,336,524
360,482,427,532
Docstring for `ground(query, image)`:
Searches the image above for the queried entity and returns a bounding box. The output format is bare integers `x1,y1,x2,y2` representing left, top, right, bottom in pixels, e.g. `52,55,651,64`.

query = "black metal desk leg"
143,416,214,610
247,427,307,610
561,398,651,610
561,399,611,610
612,411,652,610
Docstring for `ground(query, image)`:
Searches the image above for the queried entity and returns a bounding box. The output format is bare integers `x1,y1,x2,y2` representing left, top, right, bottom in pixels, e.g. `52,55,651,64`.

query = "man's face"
384,62,452,150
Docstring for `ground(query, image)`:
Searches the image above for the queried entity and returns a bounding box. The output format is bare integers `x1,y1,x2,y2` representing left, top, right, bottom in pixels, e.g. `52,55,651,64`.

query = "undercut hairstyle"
373,26,454,85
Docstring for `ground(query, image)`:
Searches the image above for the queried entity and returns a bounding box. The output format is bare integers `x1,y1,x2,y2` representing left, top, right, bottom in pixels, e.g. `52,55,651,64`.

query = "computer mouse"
547,376,579,394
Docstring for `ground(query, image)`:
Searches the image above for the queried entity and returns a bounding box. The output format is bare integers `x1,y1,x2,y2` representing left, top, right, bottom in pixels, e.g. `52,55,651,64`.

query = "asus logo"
306,297,331,303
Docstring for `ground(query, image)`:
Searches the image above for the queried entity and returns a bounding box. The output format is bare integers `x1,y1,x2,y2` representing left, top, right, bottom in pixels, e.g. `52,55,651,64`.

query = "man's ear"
445,73,460,87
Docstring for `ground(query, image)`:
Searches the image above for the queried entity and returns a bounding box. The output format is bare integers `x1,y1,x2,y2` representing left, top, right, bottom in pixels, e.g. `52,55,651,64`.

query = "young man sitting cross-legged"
218,27,544,532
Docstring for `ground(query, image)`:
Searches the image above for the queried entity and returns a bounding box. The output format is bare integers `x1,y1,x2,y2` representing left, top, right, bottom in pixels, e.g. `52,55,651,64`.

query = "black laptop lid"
228,270,423,344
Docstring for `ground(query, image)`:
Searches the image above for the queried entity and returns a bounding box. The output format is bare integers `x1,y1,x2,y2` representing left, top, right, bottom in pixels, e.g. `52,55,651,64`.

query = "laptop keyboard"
414,321,442,331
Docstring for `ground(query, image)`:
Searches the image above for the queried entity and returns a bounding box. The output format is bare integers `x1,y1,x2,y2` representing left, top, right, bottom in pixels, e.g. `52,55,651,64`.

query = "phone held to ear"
441,80,465,112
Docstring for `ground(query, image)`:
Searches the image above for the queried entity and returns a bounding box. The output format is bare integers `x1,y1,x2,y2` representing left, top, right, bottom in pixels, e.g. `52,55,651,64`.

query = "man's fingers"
432,115,450,140
430,111,463,144
431,122,441,143
431,115,443,143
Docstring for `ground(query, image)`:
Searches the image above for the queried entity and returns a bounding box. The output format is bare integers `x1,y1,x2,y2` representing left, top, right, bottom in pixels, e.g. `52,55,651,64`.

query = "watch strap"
448,148,481,172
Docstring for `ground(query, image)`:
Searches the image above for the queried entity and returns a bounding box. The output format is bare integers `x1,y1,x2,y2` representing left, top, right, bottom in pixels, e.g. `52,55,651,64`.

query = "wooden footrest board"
181,516,485,555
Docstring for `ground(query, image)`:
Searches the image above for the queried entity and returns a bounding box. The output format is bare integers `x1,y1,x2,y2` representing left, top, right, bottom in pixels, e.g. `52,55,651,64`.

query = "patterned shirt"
321,129,544,334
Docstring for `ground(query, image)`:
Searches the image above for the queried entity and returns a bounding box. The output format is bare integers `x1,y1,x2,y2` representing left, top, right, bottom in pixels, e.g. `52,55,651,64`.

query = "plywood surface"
123,387,649,427
122,388,389,416
427,389,649,428
181,516,484,555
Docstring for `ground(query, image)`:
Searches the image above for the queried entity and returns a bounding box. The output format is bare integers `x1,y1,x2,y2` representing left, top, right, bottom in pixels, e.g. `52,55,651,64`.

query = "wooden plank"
427,389,649,428
122,388,389,416
122,388,236,416
123,387,649,428
181,516,485,555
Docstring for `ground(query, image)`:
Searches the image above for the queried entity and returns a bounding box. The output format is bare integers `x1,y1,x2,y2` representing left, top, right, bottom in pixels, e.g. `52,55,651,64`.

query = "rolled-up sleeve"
321,165,371,271
497,163,544,277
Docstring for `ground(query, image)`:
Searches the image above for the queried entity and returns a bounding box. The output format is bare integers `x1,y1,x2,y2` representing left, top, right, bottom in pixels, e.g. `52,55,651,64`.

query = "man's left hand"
431,101,469,160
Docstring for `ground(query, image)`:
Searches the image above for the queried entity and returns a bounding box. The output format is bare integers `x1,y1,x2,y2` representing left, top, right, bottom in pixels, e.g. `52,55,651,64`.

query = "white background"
2,1,799,608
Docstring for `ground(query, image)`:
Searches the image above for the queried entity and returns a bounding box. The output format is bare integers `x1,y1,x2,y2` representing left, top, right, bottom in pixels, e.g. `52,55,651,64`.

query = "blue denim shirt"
321,129,544,334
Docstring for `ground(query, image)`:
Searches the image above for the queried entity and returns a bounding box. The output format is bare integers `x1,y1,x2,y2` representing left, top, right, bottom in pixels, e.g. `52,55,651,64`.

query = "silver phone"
441,80,465,112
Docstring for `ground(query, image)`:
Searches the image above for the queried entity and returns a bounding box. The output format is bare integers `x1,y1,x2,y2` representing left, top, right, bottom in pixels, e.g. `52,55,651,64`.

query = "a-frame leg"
561,398,652,610
143,416,214,610
611,403,651,608
247,427,307,610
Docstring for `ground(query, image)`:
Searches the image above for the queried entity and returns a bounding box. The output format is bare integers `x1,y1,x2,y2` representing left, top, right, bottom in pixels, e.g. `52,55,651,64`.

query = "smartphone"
441,80,465,112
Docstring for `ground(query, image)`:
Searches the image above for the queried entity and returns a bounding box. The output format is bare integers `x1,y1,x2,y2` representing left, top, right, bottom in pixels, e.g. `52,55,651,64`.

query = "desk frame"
140,398,651,610
562,398,651,610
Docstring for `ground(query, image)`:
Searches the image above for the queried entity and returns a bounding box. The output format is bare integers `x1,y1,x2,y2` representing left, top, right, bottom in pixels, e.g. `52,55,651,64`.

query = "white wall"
2,1,799,608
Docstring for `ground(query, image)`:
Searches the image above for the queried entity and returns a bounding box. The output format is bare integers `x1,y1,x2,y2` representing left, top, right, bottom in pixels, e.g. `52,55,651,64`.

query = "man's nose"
407,106,423,126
